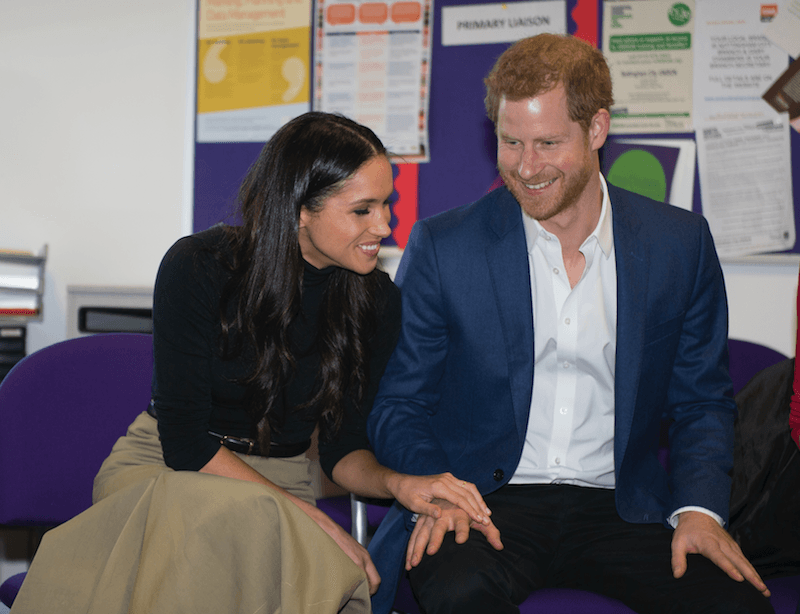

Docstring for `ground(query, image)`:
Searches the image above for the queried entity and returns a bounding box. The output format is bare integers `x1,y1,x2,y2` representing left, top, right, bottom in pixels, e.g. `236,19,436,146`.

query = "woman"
11,113,490,614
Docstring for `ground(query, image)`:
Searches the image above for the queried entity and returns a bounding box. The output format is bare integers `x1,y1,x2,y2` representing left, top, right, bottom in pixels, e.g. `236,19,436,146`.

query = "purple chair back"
0,333,153,526
728,338,789,395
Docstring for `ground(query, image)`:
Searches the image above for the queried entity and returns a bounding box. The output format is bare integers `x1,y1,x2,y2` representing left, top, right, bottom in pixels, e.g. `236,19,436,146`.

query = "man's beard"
500,150,593,222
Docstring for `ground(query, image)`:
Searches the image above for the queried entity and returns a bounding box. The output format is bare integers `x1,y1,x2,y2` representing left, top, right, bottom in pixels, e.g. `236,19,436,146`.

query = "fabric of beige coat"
10,412,371,614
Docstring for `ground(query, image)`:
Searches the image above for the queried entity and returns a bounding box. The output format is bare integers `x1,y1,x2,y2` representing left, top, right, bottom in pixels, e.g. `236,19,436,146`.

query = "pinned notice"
441,1,566,47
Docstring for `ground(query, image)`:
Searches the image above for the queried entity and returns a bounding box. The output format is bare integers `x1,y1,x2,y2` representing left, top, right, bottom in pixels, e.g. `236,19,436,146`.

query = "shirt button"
562,361,570,369
493,469,504,482
553,267,560,275
560,406,568,415
554,457,561,465
564,318,571,325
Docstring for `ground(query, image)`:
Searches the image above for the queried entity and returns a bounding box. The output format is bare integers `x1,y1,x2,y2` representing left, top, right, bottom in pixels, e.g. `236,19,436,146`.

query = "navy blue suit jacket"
367,184,736,613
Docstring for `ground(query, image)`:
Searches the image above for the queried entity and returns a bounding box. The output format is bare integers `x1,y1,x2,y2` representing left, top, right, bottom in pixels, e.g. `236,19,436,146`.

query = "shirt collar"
521,173,614,259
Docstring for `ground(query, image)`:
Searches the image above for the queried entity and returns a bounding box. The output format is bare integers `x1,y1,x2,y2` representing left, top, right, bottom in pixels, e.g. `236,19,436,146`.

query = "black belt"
146,402,311,458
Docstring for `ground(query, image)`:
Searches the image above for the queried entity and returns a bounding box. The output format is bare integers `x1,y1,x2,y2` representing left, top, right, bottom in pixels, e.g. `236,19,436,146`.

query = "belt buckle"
221,435,255,455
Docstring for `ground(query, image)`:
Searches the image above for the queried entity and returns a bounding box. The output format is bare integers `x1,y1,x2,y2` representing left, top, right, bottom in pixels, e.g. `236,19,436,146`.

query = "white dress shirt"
510,174,616,488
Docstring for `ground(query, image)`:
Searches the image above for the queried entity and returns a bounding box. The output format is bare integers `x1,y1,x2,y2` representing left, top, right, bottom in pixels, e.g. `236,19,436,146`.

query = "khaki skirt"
11,412,370,614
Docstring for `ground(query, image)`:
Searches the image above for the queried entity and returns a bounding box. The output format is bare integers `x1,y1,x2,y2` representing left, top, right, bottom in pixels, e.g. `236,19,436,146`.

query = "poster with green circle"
602,139,684,205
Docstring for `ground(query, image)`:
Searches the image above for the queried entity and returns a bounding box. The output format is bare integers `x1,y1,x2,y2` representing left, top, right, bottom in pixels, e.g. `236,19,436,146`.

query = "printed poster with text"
604,0,695,134
693,0,794,258
197,0,312,142
313,0,432,162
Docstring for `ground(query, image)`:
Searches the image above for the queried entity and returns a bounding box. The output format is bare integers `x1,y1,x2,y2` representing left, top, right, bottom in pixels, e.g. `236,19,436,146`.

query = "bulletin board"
193,0,598,247
192,0,800,257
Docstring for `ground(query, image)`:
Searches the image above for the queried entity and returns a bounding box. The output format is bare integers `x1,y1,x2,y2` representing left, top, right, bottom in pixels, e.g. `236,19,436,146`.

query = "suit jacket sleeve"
663,216,736,523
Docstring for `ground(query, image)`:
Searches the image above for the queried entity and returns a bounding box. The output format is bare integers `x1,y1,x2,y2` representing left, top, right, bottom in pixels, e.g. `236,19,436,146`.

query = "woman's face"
298,156,393,275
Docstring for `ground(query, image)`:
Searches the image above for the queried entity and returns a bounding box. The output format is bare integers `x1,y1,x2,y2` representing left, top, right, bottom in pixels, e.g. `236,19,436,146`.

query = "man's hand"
671,510,769,598
405,499,503,570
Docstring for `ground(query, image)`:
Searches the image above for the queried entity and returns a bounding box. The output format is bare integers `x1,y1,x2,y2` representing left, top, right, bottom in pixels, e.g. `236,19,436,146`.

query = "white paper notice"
603,0,695,134
441,1,566,47
696,119,795,257
693,0,794,257
694,0,789,124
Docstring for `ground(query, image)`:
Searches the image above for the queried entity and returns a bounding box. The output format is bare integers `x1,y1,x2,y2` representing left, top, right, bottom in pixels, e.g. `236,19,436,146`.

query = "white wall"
0,0,194,354
724,257,799,358
0,0,195,585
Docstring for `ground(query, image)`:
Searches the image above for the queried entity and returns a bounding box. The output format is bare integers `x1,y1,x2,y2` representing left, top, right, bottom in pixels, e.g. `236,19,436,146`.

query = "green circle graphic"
668,3,692,26
607,150,668,202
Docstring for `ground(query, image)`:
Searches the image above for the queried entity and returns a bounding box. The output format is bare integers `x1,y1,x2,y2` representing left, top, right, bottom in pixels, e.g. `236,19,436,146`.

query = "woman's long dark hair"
220,112,389,449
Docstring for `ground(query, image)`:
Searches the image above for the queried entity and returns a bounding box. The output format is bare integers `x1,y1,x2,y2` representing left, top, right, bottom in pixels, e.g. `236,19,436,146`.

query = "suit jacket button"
493,469,504,482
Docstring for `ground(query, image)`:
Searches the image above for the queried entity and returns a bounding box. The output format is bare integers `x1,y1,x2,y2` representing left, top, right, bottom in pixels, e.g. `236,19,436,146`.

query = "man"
367,34,773,614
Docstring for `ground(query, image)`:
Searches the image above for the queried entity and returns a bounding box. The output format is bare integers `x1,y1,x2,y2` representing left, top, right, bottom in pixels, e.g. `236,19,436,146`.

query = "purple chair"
0,333,154,607
728,339,790,396
338,338,799,613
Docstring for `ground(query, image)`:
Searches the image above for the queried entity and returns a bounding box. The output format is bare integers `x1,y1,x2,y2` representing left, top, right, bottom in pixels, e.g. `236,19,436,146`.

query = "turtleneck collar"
302,258,336,289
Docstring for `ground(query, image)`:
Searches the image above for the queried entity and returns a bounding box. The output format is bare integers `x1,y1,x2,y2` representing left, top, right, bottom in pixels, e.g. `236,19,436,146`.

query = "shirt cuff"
667,506,724,529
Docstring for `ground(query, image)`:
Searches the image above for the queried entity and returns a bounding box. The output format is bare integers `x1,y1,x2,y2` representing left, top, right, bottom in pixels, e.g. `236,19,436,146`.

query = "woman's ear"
298,208,310,229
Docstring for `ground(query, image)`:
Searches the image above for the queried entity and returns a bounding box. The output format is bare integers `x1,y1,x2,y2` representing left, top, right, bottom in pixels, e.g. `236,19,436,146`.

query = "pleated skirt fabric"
10,412,370,614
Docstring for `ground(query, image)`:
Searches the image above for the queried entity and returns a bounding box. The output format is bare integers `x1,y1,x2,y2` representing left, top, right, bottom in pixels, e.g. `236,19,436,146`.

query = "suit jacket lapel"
611,186,649,468
484,190,535,440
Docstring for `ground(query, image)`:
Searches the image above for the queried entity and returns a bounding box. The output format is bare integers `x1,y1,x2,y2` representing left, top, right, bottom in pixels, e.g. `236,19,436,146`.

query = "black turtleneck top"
151,225,401,479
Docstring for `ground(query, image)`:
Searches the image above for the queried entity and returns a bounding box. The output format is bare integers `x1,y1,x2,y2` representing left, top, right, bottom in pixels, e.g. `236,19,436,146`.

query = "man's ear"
588,109,610,152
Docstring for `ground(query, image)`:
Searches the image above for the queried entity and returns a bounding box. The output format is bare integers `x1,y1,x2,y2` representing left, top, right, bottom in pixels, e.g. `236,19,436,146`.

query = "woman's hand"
387,472,492,526
305,504,382,595
331,451,492,527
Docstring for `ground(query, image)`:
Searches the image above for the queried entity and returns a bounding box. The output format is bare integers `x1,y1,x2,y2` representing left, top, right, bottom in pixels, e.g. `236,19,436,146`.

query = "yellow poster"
197,0,312,142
